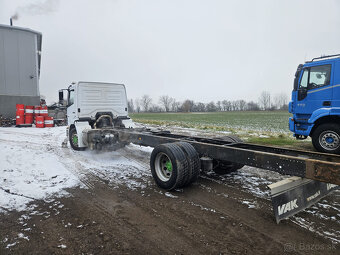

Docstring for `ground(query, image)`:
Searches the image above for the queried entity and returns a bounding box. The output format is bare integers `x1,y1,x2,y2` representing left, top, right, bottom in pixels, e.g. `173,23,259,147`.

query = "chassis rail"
117,128,340,185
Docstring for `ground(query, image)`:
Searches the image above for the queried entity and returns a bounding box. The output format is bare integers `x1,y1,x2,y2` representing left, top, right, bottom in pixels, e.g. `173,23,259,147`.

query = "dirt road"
0,127,339,254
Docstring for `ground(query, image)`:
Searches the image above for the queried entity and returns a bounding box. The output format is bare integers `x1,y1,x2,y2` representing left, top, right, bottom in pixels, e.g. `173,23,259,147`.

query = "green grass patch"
129,111,316,149
130,111,291,133
247,136,297,146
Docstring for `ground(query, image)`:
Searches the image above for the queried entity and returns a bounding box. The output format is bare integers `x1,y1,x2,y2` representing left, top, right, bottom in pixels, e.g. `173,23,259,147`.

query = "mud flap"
75,121,91,148
268,177,339,223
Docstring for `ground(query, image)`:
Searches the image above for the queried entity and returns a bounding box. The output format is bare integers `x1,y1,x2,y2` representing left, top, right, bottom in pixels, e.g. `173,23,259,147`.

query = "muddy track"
0,127,339,254
64,147,339,253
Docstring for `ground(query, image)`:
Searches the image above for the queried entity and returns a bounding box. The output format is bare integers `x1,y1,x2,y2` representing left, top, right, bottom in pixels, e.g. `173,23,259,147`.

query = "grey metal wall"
0,25,42,117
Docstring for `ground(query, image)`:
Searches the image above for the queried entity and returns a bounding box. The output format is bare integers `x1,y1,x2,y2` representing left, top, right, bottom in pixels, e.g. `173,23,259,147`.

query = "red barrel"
25,106,34,124
25,115,33,124
36,116,45,128
34,106,41,124
34,106,41,117
25,105,34,115
16,115,25,125
16,104,25,126
44,116,54,127
40,106,48,117
16,104,25,116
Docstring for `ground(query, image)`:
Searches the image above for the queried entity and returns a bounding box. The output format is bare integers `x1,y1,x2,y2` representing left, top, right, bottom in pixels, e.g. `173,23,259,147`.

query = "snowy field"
0,126,339,246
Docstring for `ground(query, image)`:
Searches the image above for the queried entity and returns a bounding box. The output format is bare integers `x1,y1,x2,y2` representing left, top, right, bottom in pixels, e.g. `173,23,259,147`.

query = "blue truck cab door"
294,61,333,118
331,60,340,108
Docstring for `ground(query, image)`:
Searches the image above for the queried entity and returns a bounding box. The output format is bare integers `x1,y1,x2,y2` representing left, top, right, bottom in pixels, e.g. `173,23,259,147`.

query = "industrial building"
0,24,42,117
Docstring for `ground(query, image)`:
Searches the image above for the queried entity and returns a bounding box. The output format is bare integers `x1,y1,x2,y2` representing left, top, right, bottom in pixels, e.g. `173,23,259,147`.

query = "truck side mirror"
59,90,64,103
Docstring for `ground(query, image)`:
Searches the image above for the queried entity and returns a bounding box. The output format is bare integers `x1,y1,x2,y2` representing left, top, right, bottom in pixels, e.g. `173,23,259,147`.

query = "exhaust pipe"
10,18,13,26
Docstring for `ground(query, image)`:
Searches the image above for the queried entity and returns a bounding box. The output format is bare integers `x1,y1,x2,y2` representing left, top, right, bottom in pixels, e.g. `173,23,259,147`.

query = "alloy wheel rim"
319,131,340,151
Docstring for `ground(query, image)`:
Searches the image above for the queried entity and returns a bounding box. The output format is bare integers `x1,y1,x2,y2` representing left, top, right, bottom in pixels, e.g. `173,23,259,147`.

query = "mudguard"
308,107,340,124
269,177,339,223
308,108,331,124
74,121,91,148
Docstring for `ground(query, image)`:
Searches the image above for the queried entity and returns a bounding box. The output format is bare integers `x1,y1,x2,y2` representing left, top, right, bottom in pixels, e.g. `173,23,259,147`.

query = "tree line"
128,91,288,113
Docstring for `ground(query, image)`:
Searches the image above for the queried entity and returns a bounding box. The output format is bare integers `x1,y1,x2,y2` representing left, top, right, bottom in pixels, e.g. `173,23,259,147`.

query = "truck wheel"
312,124,340,154
215,135,243,144
176,142,200,186
213,135,244,174
69,127,85,151
150,143,189,190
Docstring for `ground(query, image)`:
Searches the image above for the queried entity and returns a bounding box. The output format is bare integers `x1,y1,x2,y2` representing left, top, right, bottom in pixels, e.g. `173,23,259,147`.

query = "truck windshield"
299,64,331,90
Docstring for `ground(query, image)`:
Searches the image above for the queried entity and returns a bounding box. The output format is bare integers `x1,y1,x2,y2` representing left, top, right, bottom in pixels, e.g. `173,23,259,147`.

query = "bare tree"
128,99,134,113
247,101,260,111
181,100,194,112
206,101,217,112
222,100,231,111
216,101,222,111
231,100,239,111
141,95,152,112
159,95,174,112
193,102,206,112
274,93,288,110
238,100,247,111
149,104,162,112
135,98,141,113
258,91,271,110
171,100,180,112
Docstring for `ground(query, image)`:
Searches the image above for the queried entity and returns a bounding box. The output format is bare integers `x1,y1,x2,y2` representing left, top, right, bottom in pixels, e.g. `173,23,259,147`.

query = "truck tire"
150,143,189,190
69,127,85,151
312,124,340,154
213,160,241,175
176,142,200,186
213,135,244,174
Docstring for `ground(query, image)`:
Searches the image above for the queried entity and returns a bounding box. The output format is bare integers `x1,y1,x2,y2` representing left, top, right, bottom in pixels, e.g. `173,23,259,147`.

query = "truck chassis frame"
78,126,340,222
117,128,340,186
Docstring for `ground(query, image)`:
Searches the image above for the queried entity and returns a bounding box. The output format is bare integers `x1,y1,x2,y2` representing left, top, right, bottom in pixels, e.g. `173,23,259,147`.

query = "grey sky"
1,0,340,104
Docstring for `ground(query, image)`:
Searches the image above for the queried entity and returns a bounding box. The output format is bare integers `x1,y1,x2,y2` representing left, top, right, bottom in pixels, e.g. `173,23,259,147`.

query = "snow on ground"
0,125,339,244
0,126,153,213
0,127,81,212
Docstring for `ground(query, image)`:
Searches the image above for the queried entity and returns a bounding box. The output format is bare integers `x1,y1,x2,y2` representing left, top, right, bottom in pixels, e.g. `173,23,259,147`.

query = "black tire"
216,135,243,144
312,123,340,154
69,127,86,151
213,135,244,175
175,142,200,186
150,143,189,190
213,160,241,175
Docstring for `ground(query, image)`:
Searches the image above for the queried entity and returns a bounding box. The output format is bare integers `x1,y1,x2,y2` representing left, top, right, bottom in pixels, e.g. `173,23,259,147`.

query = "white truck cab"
59,81,134,150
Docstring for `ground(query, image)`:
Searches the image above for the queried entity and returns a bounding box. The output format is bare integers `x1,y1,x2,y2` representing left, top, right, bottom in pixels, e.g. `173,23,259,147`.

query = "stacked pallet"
0,115,14,127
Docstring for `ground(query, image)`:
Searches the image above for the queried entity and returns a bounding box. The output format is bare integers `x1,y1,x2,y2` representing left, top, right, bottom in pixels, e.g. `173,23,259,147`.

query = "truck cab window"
299,69,309,89
68,90,74,106
308,65,331,89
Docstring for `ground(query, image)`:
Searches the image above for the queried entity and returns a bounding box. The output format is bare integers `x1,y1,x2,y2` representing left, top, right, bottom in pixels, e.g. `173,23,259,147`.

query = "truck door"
66,89,77,125
295,64,333,116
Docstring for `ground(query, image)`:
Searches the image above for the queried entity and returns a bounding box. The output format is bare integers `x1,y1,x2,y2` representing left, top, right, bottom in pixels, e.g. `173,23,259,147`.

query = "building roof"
0,24,42,76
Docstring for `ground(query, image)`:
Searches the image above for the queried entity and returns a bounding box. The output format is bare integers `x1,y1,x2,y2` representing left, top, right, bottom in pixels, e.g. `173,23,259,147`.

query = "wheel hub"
72,134,79,147
155,153,172,182
319,131,340,151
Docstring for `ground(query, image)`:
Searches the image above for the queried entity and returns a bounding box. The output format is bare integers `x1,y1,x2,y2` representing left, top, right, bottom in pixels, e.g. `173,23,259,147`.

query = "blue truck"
289,54,340,153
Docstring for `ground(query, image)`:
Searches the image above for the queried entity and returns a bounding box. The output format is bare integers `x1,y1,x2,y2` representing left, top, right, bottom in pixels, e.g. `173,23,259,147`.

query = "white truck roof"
76,81,128,118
